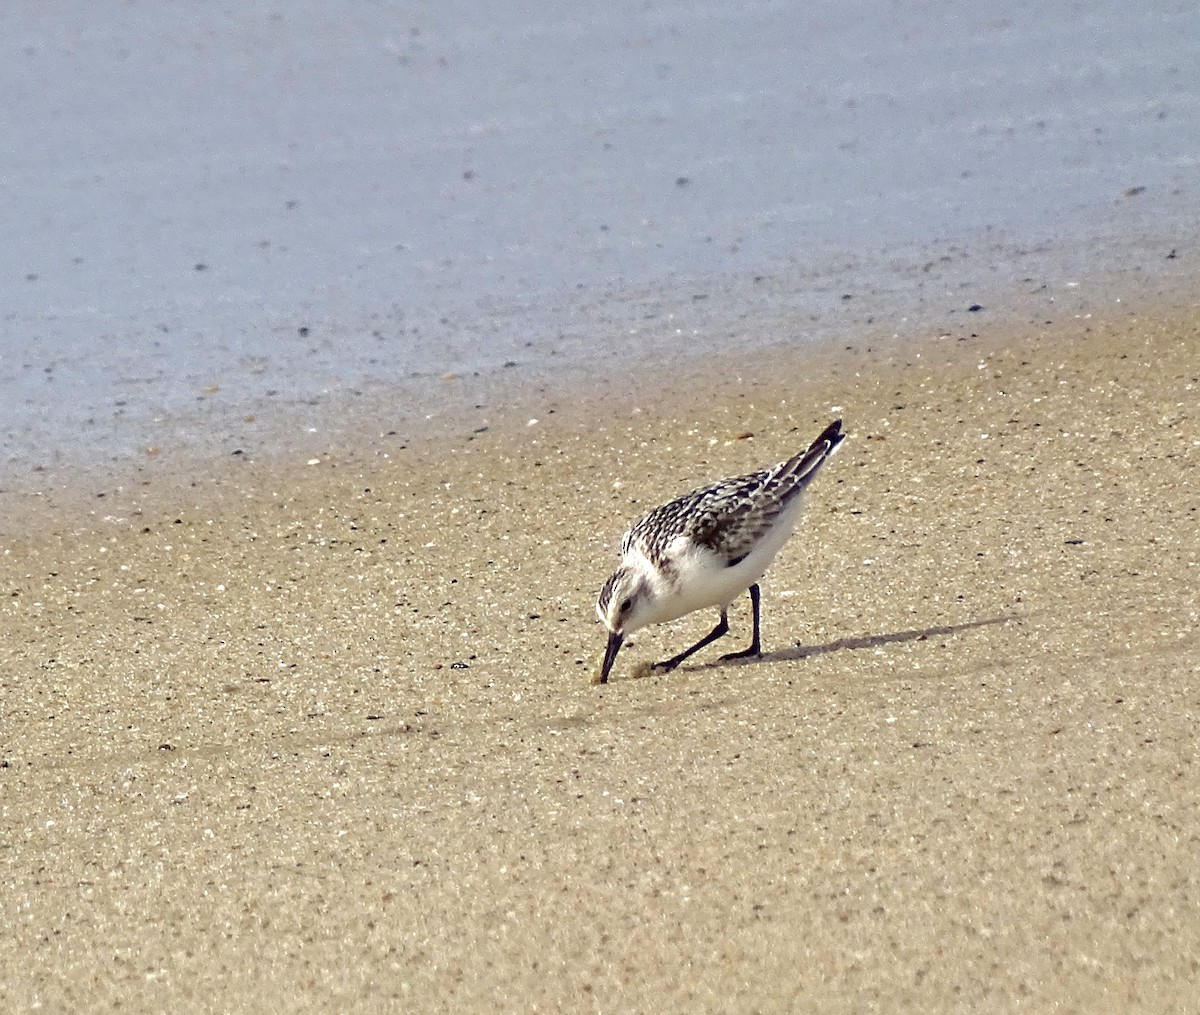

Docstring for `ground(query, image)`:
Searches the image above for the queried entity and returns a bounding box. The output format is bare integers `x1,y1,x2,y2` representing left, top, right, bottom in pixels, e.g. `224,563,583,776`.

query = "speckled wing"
682,469,787,565
621,469,772,567
622,419,844,568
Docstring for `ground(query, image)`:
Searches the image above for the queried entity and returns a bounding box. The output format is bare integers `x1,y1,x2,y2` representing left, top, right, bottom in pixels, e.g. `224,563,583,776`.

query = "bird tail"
771,419,845,495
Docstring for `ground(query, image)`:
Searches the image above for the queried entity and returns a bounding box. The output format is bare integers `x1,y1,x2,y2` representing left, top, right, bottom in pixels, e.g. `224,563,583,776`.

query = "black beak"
599,630,624,684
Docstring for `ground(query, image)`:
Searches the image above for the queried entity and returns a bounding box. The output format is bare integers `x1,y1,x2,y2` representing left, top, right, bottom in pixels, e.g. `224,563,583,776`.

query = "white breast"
640,494,808,626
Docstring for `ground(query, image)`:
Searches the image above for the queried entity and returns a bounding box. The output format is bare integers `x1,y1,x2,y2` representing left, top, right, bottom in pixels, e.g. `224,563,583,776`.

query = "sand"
2,304,1199,1012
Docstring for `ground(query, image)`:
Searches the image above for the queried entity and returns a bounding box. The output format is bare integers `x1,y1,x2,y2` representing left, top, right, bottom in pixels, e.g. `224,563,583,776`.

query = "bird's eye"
620,597,633,613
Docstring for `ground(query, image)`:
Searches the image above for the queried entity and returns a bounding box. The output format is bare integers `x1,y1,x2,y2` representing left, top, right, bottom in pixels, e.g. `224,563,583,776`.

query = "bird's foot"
718,646,762,663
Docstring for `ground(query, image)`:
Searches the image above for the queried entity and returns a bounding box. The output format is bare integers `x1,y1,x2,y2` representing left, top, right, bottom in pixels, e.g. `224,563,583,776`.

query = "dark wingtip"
817,418,845,455
775,419,846,496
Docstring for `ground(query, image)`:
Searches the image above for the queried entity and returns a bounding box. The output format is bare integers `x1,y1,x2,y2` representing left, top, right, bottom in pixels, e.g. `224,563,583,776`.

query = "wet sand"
3,305,1199,1012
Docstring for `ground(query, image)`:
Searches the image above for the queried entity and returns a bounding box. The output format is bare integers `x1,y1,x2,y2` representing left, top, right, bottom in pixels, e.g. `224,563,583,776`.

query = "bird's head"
595,565,653,683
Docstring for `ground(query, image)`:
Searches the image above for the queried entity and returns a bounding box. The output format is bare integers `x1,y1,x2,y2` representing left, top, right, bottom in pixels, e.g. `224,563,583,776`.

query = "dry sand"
2,304,1199,1012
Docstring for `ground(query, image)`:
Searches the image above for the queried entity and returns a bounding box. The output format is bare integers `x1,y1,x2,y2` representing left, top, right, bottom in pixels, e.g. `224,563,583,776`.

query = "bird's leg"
719,583,762,661
654,611,730,672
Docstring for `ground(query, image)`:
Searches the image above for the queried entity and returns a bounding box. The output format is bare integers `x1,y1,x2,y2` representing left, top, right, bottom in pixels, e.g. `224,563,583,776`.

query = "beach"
3,300,1198,1012
5,0,1200,1008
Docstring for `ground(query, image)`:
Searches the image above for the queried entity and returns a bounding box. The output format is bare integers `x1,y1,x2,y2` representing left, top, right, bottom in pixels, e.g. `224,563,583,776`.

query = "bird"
595,419,845,683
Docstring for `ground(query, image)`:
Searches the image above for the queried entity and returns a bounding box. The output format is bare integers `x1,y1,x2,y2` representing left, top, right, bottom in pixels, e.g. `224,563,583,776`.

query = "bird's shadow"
688,614,1017,671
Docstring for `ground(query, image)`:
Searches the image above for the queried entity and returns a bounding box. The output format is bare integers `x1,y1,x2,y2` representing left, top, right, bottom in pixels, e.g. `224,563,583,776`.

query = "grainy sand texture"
3,306,1199,1012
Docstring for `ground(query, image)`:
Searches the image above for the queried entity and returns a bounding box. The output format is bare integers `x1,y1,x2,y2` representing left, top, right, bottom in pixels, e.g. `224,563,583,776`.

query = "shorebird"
596,419,845,683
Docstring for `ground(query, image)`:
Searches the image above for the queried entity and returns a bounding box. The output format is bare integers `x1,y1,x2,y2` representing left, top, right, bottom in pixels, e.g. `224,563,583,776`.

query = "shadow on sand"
696,614,1018,671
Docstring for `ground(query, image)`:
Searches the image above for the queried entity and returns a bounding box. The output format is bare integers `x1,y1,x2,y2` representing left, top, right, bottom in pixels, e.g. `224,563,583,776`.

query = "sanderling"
596,419,845,683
